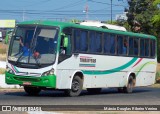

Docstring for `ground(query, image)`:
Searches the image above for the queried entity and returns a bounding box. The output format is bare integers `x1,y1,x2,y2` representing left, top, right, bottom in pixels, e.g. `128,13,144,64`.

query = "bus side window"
140,39,145,56
117,35,123,55
80,30,88,52
74,29,81,52
89,31,102,53
145,39,149,57
65,35,71,55
110,34,115,54
89,31,96,53
150,40,156,57
129,38,134,56
134,38,139,56
104,33,110,54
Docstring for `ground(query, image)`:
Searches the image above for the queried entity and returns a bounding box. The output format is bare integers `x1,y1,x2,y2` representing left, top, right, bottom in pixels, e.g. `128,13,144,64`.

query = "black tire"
124,76,134,93
65,76,83,97
24,86,41,96
87,88,102,94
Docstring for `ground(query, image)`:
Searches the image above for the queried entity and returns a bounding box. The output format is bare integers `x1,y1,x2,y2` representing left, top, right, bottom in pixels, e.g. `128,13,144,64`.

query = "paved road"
0,87,160,105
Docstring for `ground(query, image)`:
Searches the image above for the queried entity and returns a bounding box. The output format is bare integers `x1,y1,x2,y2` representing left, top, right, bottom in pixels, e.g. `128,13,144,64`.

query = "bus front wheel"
65,76,83,97
24,86,41,96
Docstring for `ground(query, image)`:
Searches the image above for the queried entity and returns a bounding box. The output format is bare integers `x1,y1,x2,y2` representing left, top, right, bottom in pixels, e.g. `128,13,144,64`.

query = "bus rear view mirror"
61,32,68,48
63,36,68,48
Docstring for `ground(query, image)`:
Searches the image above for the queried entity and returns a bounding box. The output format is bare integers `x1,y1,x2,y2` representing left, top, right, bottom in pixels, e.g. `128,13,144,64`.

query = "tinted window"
129,38,139,56
80,31,88,51
145,39,149,57
74,29,81,52
104,34,116,54
140,39,145,56
140,39,153,57
134,38,139,56
95,33,102,52
89,31,102,53
150,40,156,57
74,29,88,52
117,36,123,55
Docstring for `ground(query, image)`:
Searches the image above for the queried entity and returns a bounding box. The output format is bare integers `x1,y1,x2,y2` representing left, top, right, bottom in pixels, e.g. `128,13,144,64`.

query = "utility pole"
111,0,113,23
83,0,89,20
22,9,25,21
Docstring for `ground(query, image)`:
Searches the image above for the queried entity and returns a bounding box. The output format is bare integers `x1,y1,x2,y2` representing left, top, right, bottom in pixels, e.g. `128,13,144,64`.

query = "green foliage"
105,20,118,25
70,19,81,23
153,0,160,7
152,0,160,29
127,0,160,62
127,0,156,34
152,14,160,25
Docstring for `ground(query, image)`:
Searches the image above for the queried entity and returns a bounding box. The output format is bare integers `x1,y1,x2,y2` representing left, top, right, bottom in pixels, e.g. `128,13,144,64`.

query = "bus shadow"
4,87,153,97
81,88,152,96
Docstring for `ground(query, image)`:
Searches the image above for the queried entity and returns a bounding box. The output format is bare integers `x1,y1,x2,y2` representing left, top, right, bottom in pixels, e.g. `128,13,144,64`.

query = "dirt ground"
157,63,160,72
0,42,7,61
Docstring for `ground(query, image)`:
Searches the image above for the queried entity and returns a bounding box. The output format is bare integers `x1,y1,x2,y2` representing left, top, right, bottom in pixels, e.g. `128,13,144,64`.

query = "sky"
0,0,128,22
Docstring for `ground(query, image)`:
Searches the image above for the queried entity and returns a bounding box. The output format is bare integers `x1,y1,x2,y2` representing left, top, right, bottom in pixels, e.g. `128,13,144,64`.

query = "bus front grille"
13,77,41,82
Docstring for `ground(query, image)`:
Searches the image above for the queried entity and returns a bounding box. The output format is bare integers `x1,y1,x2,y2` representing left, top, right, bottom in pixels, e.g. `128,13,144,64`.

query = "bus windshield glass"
8,25,58,67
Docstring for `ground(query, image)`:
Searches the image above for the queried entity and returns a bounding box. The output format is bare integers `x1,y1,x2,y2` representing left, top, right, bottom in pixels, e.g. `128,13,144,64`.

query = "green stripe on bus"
135,61,156,76
82,58,138,75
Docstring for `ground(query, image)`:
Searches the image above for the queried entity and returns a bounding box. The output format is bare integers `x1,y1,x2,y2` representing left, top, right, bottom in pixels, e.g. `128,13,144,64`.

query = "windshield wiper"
15,52,24,65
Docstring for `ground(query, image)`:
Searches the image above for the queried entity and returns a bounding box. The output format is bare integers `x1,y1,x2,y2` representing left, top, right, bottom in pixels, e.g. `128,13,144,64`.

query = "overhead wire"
0,0,127,21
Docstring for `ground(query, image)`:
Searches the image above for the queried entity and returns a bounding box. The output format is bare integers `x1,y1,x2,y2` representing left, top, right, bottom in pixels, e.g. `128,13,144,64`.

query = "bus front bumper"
5,72,56,88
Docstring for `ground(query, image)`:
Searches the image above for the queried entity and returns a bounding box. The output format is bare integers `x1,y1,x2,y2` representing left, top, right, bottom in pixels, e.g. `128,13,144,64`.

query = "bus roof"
18,20,156,40
80,21,127,31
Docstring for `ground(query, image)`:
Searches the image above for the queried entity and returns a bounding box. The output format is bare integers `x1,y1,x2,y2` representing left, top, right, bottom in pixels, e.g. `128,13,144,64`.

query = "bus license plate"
23,82,31,85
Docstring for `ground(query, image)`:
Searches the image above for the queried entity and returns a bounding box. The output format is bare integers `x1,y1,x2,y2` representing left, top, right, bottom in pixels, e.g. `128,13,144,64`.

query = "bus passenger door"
56,28,73,89
58,32,72,63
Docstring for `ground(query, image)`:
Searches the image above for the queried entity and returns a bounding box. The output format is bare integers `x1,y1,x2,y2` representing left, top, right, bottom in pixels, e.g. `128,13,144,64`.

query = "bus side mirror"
63,36,68,48
61,33,68,48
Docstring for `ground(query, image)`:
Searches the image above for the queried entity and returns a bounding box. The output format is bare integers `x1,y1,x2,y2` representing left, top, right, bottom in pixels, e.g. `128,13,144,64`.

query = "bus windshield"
8,25,58,67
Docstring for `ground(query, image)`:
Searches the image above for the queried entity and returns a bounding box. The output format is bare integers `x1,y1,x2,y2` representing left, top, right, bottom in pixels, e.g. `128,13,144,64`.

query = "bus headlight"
6,66,15,74
42,68,54,76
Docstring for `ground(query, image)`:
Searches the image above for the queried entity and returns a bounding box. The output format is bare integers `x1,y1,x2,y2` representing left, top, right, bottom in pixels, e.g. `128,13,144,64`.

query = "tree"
152,0,160,62
127,0,160,62
152,0,160,36
127,0,156,34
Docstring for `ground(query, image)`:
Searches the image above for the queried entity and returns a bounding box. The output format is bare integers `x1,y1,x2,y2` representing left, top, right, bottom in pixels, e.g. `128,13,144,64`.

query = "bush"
156,72,160,83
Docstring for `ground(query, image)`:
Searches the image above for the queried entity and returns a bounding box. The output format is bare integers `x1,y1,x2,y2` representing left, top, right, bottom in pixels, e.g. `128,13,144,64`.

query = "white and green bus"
5,20,157,96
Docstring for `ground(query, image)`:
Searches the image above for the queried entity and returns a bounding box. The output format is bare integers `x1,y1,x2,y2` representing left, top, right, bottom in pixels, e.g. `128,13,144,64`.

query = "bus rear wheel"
87,88,102,94
65,76,83,97
24,86,41,96
124,76,134,93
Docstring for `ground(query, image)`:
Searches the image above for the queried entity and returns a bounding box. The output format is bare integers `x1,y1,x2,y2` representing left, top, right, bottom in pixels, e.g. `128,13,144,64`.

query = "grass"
0,42,8,61
0,42,7,54
0,68,5,74
156,71,160,83
156,63,160,83
151,83,160,88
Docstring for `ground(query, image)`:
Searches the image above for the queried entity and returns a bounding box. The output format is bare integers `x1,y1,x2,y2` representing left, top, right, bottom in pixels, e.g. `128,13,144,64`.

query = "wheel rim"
72,80,80,92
